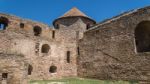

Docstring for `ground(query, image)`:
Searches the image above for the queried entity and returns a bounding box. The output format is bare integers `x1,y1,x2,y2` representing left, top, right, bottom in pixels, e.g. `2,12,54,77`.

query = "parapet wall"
0,13,54,40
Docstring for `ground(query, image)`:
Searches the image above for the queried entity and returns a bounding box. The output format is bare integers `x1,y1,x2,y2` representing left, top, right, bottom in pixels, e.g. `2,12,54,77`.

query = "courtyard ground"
29,78,139,84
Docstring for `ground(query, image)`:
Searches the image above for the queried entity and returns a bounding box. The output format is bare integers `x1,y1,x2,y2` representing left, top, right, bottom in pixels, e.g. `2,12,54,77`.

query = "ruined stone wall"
78,7,150,81
0,11,97,82
0,54,28,84
0,13,54,39
0,13,72,82
0,34,65,80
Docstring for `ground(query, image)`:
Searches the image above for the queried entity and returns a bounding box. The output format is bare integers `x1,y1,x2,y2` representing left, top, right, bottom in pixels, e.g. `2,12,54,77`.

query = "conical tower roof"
60,7,88,18
53,7,96,26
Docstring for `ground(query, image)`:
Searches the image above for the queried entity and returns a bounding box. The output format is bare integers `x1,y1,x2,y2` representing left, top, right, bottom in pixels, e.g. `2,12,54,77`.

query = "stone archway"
135,21,150,52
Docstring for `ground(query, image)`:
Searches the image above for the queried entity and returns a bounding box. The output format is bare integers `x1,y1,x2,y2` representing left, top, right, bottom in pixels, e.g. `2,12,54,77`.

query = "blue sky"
0,0,150,25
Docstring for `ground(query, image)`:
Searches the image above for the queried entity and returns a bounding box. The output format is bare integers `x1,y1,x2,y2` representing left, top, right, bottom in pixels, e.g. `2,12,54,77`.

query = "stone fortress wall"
78,6,150,82
0,7,96,84
0,6,149,84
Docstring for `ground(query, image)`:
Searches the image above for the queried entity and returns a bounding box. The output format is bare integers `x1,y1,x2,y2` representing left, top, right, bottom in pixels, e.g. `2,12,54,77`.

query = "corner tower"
52,7,96,77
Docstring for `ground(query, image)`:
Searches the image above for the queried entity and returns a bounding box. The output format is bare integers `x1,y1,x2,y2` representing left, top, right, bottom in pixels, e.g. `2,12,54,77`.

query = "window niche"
49,66,57,73
86,23,90,30
41,44,50,53
33,26,42,36
0,17,9,30
2,73,8,79
28,65,33,75
20,23,24,28
135,21,150,52
52,31,55,39
77,47,80,55
55,24,59,29
67,51,71,63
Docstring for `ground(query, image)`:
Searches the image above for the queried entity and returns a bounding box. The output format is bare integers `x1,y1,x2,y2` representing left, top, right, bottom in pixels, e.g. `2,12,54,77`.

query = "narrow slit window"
67,51,70,63
77,47,80,55
52,31,55,39
28,65,33,75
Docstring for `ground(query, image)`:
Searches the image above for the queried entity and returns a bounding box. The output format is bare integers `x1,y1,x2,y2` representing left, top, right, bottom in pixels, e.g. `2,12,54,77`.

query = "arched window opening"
28,65,33,75
49,66,57,73
52,31,55,39
2,73,8,79
0,17,9,30
67,51,70,63
86,23,90,30
135,21,150,52
33,26,42,36
41,44,50,53
20,23,24,28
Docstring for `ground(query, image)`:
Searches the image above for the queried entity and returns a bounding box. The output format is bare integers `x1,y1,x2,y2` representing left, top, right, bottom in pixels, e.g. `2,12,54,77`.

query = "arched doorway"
135,21,150,52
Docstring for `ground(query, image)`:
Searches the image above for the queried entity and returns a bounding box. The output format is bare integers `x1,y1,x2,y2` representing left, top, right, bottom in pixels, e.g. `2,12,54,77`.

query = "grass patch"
30,78,139,84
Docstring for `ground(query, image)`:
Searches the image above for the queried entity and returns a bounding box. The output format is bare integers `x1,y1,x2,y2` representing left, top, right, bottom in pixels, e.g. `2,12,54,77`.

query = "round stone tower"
53,7,96,29
52,7,96,77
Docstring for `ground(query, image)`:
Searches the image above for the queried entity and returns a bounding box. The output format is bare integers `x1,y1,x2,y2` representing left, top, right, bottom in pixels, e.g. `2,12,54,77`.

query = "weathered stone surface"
0,6,150,84
0,53,28,84
78,6,150,82
0,7,95,84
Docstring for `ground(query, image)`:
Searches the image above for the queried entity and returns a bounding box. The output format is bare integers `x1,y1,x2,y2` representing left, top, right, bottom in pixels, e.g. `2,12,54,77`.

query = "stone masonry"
78,6,150,82
0,6,149,84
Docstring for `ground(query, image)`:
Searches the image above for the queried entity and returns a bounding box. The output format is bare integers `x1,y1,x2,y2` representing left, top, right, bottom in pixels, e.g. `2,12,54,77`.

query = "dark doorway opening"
135,21,150,52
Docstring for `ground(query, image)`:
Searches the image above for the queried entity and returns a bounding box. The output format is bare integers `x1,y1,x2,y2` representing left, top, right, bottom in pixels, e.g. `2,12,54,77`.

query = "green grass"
30,78,139,84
